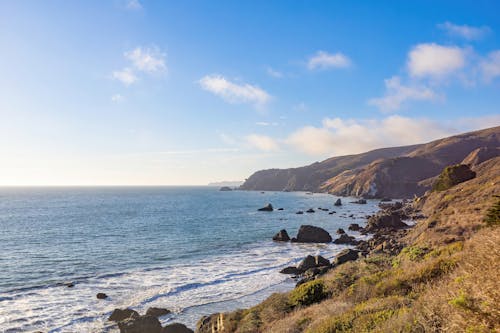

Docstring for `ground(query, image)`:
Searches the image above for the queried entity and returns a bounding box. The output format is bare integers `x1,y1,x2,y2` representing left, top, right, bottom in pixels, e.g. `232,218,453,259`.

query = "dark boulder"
333,234,357,245
272,229,290,242
365,213,408,233
258,203,273,211
306,208,315,213
277,208,284,211
146,307,171,318
352,199,367,204
219,186,232,191
118,315,162,333
334,198,342,206
280,266,303,275
109,308,140,322
296,211,304,214
336,228,345,234
432,164,476,192
348,223,362,231
297,255,330,271
161,323,194,333
96,293,108,300
295,225,332,243
333,249,359,265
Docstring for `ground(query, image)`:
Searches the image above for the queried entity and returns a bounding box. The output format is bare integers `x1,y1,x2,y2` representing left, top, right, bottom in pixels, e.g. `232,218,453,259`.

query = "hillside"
197,156,500,333
240,126,500,198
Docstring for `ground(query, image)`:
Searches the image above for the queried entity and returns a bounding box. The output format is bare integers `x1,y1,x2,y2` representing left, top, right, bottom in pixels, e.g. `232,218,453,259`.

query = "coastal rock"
352,199,367,204
333,249,359,265
334,198,342,206
65,282,74,288
109,308,139,322
277,208,284,211
432,164,476,191
219,186,232,191
161,323,194,333
146,307,171,318
118,315,162,333
329,211,336,214
336,228,345,234
272,229,290,242
296,211,304,214
380,197,392,202
365,213,408,233
280,266,303,275
295,225,332,243
297,255,330,271
258,203,273,211
96,293,108,300
333,234,358,245
196,314,225,333
348,223,362,231
306,208,315,213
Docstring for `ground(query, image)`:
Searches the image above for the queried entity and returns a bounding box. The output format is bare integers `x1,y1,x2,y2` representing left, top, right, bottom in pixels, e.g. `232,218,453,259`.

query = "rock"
306,208,315,213
197,314,224,333
352,199,367,204
258,203,273,211
272,229,290,242
146,307,171,318
219,186,232,191
280,266,303,275
348,223,362,231
348,214,354,218
315,255,330,267
334,198,342,206
333,234,357,245
336,228,345,234
161,323,194,333
277,208,284,211
118,315,162,333
296,211,304,214
109,308,140,322
96,293,108,299
334,249,359,265
432,164,476,192
65,282,74,288
329,211,336,215
297,255,330,271
295,225,332,243
380,198,392,202
365,213,408,233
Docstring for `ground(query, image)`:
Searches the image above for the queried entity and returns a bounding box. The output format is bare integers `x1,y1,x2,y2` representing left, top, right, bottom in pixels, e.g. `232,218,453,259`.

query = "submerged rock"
109,308,140,322
348,223,362,231
146,307,171,318
258,203,273,211
294,225,332,243
272,229,290,242
296,211,304,214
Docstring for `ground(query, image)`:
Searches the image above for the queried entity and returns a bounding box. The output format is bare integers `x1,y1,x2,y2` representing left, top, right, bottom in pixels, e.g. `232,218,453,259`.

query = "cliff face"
241,126,500,198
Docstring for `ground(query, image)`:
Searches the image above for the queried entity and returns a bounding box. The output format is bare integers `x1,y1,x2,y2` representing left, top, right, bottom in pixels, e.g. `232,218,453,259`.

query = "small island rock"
294,225,332,243
258,203,273,211
272,229,290,242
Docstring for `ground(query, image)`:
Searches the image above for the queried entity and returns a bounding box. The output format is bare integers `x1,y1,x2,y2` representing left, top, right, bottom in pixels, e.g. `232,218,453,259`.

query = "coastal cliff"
197,155,500,332
240,126,500,199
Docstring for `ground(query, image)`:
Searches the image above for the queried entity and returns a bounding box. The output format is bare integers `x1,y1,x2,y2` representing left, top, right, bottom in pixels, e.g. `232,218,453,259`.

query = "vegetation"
289,280,328,307
432,164,476,192
484,196,500,226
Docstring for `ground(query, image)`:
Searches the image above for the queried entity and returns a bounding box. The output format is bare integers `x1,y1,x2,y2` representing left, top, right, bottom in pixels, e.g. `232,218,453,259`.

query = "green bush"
289,280,328,307
484,196,500,226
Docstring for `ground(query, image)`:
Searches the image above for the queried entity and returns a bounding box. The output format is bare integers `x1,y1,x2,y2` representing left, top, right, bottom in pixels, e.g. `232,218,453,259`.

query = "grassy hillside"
198,157,500,333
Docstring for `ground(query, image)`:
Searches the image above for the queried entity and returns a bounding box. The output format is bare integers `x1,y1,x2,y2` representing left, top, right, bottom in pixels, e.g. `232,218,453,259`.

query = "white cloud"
112,68,137,86
480,50,500,82
246,134,280,152
368,76,440,112
125,0,142,10
438,22,490,40
307,51,351,70
287,115,454,156
199,75,271,106
125,47,167,74
256,122,278,126
111,94,124,103
407,43,466,79
266,67,283,78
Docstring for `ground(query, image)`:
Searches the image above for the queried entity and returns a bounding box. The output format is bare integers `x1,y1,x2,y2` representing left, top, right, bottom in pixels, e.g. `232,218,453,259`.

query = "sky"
0,0,499,186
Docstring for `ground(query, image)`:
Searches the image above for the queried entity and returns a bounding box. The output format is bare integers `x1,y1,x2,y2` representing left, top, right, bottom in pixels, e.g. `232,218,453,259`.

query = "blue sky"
0,0,499,185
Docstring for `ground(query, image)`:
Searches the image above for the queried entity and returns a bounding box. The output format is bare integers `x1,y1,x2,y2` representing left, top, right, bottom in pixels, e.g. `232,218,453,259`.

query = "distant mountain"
240,126,500,198
208,181,244,187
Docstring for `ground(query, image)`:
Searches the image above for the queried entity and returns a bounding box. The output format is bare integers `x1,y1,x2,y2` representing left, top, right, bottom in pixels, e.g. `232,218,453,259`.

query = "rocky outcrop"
297,255,330,271
118,315,162,333
146,307,171,318
272,229,290,242
333,249,359,265
219,186,232,191
364,212,408,233
292,225,332,243
348,223,362,231
334,198,342,206
280,266,303,275
336,228,346,234
109,308,139,322
333,234,357,245
161,323,194,333
432,164,476,192
258,203,273,211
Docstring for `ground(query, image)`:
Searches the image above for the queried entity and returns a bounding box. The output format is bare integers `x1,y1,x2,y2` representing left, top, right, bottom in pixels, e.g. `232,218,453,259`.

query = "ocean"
0,187,380,332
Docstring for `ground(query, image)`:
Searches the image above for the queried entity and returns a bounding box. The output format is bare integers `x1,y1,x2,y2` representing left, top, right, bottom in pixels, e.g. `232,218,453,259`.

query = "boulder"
161,323,194,333
329,211,336,215
109,308,140,322
348,223,361,231
272,229,290,242
297,255,330,271
146,307,171,318
65,282,74,288
333,249,359,265
296,211,304,214
277,208,284,211
365,213,407,233
118,315,162,333
96,293,108,300
280,266,303,275
352,199,367,204
219,186,232,191
306,208,315,213
432,164,476,192
295,225,332,243
334,198,342,206
258,203,273,211
336,228,345,234
333,234,357,245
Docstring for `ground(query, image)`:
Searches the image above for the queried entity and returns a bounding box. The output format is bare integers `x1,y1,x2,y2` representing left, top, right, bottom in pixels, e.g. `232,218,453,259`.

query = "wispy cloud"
246,134,280,152
125,0,142,10
407,43,467,79
199,75,271,106
256,121,278,126
480,50,500,82
266,67,283,78
307,51,351,70
438,22,490,40
368,76,440,112
112,68,137,86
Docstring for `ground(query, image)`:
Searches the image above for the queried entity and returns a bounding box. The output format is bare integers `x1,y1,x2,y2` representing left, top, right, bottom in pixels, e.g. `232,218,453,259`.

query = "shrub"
289,280,328,307
432,164,476,192
484,196,500,227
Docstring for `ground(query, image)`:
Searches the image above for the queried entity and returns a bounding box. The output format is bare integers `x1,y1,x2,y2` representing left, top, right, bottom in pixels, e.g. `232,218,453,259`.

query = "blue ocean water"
0,187,379,332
